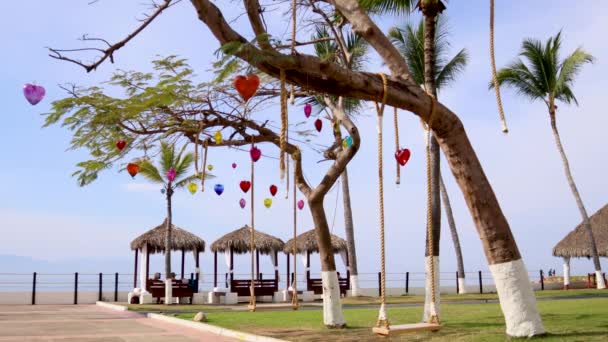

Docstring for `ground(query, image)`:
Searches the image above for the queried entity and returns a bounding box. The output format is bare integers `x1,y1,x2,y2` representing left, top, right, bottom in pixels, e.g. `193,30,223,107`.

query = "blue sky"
1,1,607,284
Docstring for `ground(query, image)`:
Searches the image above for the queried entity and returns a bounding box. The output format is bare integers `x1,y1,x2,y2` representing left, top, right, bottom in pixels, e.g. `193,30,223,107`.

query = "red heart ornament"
250,146,261,162
240,180,251,193
314,119,322,132
297,200,305,210
395,148,411,166
116,140,127,151
234,74,260,102
127,163,139,178
269,184,278,197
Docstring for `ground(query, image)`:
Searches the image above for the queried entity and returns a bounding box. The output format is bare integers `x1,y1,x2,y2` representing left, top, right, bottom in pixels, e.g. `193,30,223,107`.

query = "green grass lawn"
177,297,608,341
341,288,607,306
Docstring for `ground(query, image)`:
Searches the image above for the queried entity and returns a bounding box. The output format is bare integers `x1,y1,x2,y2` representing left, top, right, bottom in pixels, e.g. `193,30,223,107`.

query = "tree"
389,17,468,299
138,142,197,302
493,32,605,289
308,23,368,296
47,55,359,327
48,0,546,336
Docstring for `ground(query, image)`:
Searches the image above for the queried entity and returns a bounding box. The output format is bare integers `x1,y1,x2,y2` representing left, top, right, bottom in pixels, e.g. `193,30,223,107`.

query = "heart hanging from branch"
239,180,251,193
23,84,45,105
314,119,322,132
207,164,214,171
304,103,312,118
250,146,261,162
297,200,305,210
166,168,176,182
214,184,224,196
395,148,411,166
239,198,246,209
214,131,222,144
187,182,198,195
264,198,273,208
127,163,139,178
116,140,127,151
234,74,260,102
232,163,237,169
269,184,278,197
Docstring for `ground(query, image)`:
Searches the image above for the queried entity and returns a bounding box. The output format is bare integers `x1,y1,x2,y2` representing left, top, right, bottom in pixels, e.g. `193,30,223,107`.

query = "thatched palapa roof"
130,219,205,254
210,225,285,255
553,204,608,258
283,229,348,254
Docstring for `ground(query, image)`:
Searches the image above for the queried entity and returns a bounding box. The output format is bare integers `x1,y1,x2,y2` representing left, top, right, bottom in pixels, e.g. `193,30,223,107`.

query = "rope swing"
200,139,209,192
248,137,257,312
372,78,441,336
393,107,401,185
490,0,509,133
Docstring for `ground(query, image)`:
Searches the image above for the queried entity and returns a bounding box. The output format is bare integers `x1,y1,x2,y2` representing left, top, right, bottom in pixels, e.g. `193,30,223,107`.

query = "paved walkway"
0,305,237,342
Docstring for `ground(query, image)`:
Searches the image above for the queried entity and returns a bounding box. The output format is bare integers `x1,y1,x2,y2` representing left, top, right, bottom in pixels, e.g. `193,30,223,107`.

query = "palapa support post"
256,250,260,280
286,254,290,289
181,249,185,279
145,244,150,287
230,247,234,285
195,250,200,291
133,249,138,289
213,251,217,288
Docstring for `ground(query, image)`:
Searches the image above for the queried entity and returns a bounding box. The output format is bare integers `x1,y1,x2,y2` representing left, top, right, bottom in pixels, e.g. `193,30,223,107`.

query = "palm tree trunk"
164,186,174,303
549,111,605,289
340,168,360,296
309,198,346,328
422,9,441,322
439,174,466,293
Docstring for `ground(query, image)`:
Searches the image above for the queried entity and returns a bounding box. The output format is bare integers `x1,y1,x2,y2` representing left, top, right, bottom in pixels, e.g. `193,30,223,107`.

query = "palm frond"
435,48,468,90
160,141,176,173
174,152,194,180
138,159,165,184
556,47,594,103
520,38,552,93
492,60,546,102
359,0,415,15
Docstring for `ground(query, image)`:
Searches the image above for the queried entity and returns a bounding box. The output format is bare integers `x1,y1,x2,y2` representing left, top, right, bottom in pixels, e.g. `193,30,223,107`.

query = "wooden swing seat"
373,322,440,336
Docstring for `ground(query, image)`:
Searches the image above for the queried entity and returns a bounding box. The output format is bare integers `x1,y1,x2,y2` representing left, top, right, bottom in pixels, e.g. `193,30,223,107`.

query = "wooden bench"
307,276,350,296
230,279,278,297
146,279,195,304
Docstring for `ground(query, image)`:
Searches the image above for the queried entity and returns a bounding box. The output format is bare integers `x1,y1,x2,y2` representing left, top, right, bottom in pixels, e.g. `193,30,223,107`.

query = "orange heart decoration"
127,163,140,178
234,74,260,102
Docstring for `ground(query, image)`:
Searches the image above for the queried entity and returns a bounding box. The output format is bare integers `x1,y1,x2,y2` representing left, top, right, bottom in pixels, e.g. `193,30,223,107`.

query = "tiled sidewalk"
0,305,237,341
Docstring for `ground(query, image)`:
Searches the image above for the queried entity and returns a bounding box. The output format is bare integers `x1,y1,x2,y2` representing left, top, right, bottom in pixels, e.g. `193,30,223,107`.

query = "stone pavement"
0,305,238,342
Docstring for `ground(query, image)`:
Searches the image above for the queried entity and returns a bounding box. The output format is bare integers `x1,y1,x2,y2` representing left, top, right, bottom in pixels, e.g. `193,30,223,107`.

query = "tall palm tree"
389,18,468,295
310,25,368,297
493,32,604,289
137,142,198,301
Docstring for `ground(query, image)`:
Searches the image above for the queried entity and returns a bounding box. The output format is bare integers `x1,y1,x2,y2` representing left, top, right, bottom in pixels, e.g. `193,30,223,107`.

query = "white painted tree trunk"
422,256,440,322
139,245,148,293
562,257,570,289
164,279,173,304
321,271,346,327
595,271,606,289
349,275,360,296
489,259,545,337
457,277,467,294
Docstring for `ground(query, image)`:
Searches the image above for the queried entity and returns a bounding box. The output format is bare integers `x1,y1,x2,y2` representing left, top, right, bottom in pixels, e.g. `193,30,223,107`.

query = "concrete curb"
95,301,128,311
147,313,287,342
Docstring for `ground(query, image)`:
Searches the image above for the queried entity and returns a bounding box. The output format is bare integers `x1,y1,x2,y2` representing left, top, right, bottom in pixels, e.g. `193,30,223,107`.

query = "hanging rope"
200,140,209,192
249,137,256,312
289,0,296,104
194,123,201,177
490,0,508,134
291,168,299,309
374,73,389,329
422,92,439,325
280,70,288,180
393,107,401,185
